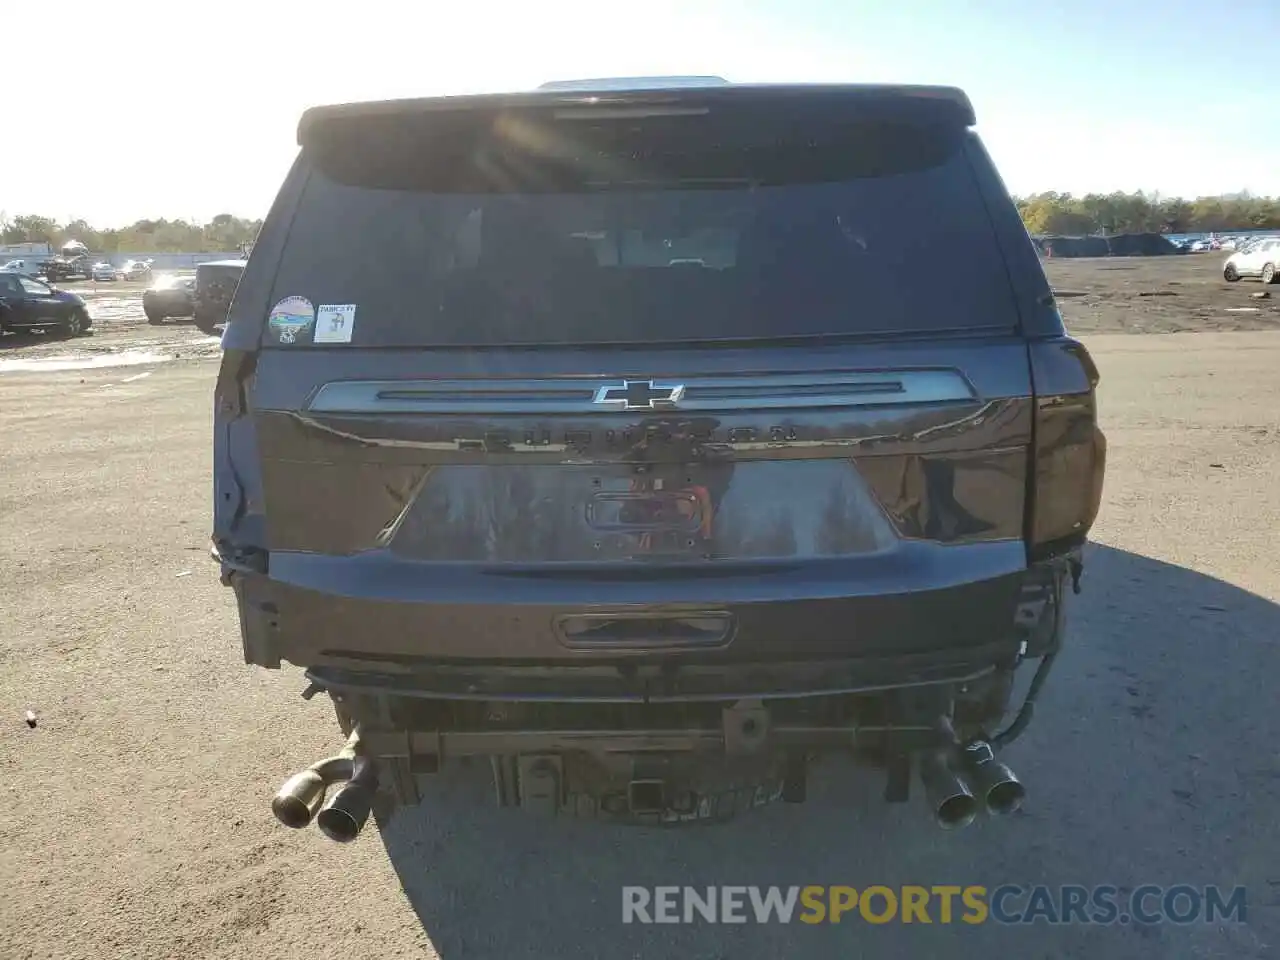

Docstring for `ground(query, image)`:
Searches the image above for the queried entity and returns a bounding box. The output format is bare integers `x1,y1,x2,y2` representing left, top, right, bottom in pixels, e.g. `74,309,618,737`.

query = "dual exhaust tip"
919,738,1025,831
270,729,378,843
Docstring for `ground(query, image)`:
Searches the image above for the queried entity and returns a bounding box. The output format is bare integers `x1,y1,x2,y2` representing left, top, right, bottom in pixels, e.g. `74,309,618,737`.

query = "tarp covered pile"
1032,233,1183,258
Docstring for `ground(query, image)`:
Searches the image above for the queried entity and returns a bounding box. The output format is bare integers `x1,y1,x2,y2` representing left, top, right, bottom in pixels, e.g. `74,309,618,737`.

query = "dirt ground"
1044,255,1280,334
2,255,1280,959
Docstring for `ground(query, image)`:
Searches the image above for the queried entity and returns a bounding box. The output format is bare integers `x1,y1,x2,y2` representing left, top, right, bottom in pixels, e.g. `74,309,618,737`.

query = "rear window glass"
266,108,1018,347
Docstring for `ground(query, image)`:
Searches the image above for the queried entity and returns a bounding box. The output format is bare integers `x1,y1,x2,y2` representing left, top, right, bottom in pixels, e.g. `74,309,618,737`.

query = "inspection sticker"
268,296,315,344
315,303,357,344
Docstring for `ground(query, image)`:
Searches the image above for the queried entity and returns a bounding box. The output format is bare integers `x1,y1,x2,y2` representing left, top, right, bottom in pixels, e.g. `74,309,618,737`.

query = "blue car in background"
0,270,93,337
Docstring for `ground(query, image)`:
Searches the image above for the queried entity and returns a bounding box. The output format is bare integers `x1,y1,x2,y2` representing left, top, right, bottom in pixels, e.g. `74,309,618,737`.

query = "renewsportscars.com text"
621,885,1248,926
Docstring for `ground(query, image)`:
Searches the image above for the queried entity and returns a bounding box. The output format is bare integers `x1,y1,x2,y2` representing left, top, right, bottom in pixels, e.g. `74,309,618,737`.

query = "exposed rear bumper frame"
358,722,933,763
302,644,1013,704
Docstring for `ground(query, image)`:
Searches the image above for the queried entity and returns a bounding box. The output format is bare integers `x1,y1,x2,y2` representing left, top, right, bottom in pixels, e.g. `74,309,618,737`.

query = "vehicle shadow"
0,331,36,351
376,543,1278,960
0,330,94,352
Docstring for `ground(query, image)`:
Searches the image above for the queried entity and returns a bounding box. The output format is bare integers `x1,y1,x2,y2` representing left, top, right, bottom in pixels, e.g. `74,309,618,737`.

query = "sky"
2,0,1277,227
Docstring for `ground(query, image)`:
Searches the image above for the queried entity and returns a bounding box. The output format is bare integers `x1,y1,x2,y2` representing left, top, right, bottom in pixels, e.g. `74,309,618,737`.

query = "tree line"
0,213,262,254
1015,191,1280,237
4,192,1279,251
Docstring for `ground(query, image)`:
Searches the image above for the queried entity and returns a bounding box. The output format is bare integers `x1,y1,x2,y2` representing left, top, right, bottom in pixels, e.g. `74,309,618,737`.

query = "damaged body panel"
213,81,1105,836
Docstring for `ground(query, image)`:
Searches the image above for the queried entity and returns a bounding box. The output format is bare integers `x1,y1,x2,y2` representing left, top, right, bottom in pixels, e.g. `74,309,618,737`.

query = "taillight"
1027,338,1106,560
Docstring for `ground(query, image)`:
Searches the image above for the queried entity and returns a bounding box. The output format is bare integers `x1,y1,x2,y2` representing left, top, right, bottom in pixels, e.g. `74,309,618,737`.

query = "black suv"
212,81,1105,842
193,258,247,334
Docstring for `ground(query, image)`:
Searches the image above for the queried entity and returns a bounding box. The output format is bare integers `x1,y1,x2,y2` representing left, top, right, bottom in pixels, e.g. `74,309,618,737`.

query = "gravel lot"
2,255,1279,959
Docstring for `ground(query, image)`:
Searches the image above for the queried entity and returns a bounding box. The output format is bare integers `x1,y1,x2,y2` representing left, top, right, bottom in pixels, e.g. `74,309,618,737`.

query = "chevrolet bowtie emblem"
593,380,686,411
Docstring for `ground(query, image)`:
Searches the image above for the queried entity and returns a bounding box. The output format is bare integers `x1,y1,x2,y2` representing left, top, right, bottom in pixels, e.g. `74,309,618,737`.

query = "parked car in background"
90,261,120,281
143,274,196,324
0,271,93,336
121,259,154,282
1232,236,1275,257
1223,238,1280,283
1,259,41,276
192,258,246,334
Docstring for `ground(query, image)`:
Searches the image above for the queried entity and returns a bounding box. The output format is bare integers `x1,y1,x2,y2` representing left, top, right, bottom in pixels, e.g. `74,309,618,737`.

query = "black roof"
297,82,976,145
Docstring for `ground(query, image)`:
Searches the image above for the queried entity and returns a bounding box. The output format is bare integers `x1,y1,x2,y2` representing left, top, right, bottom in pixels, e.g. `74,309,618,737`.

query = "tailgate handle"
556,613,734,650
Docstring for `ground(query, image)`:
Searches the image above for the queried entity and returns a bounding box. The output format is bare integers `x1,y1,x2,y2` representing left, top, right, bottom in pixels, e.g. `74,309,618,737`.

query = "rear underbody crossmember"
269,677,1040,838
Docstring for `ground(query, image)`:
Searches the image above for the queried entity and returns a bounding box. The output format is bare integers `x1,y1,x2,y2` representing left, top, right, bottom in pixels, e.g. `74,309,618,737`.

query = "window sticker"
268,296,315,344
315,303,357,344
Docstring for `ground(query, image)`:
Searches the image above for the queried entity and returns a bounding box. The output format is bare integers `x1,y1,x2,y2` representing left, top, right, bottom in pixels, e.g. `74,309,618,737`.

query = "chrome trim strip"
306,370,976,415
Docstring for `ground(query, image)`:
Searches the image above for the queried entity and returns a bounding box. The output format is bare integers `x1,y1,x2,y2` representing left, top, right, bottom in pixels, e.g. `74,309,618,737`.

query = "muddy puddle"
0,336,221,373
0,349,173,373
76,296,144,324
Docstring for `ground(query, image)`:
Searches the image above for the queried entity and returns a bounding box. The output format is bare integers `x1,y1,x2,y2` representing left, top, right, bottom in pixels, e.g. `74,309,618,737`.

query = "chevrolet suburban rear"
211,80,1105,840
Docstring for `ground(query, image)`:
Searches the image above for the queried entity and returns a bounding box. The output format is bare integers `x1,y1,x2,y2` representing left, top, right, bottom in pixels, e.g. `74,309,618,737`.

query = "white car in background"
1234,237,1271,255
1222,238,1280,284
120,259,154,281
1,258,41,276
90,261,120,282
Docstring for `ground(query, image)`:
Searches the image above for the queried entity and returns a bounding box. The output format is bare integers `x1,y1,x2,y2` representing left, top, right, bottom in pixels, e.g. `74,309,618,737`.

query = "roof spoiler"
297,83,976,145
